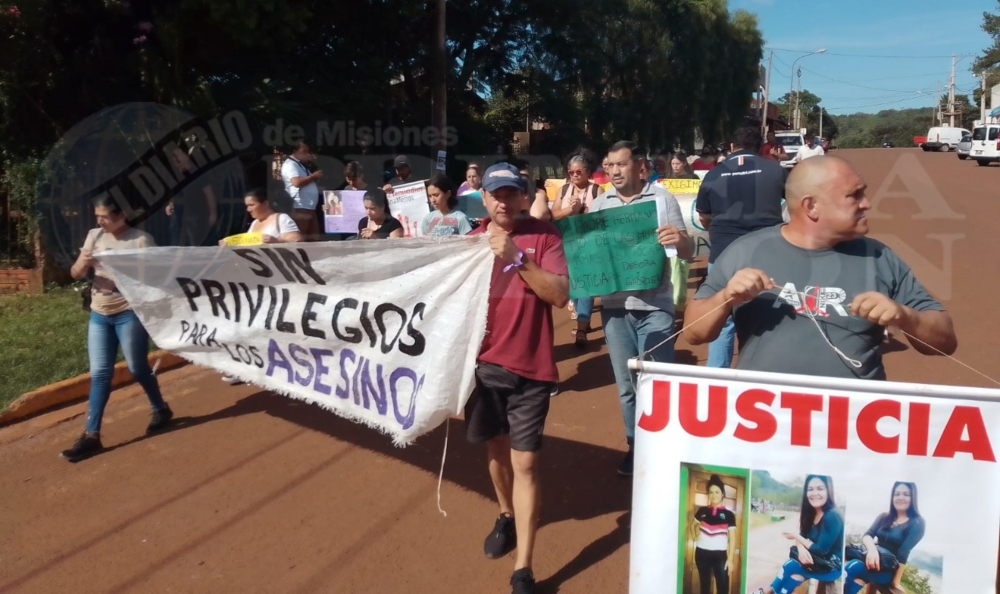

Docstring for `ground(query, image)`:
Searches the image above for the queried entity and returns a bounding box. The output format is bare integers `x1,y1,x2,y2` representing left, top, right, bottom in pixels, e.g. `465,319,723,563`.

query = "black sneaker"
146,405,174,434
510,568,535,594
618,448,634,476
60,433,103,462
484,513,517,559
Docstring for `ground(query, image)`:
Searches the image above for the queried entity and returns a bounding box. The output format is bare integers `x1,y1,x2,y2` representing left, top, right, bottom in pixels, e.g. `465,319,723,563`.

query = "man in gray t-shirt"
687,156,957,380
589,141,694,475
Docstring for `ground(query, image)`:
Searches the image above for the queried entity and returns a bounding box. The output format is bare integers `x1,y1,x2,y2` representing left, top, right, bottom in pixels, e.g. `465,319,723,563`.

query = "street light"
788,48,826,129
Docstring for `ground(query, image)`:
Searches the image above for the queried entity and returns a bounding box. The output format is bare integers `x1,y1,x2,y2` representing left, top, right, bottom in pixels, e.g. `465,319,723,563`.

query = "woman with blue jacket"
753,475,844,594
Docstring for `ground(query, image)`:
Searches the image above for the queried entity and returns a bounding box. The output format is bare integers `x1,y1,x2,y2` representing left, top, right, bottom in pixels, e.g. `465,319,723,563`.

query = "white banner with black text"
96,236,495,445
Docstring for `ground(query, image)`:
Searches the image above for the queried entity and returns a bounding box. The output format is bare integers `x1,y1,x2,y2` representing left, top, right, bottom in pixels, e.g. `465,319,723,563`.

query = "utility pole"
795,67,802,130
981,72,988,123
430,0,447,159
948,54,956,127
761,51,772,135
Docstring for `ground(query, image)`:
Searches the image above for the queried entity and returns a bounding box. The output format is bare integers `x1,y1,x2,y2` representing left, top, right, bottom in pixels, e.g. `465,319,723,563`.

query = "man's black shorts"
464,363,554,452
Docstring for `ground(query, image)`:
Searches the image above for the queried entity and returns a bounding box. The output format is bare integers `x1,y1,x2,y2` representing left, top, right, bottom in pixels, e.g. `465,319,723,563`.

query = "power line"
765,47,977,59
825,93,934,111
799,66,926,93
851,71,952,82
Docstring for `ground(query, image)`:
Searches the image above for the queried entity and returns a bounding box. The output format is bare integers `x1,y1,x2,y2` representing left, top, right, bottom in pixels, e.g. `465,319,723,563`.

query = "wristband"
503,250,525,272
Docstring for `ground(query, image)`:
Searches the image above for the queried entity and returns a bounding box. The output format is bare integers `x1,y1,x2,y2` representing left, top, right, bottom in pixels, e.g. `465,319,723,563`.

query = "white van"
922,126,971,152
774,131,805,169
970,124,1000,166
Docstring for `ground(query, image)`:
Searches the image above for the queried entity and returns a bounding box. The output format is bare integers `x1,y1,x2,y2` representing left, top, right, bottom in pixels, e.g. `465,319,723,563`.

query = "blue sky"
730,0,997,114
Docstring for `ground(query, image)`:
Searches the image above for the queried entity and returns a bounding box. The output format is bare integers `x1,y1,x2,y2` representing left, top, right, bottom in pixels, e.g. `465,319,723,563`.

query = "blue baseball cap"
482,162,526,193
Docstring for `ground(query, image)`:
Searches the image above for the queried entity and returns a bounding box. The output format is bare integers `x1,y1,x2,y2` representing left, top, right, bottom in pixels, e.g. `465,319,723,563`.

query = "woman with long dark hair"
421,174,472,236
688,475,736,594
60,195,173,462
358,188,404,239
753,475,844,594
844,482,926,594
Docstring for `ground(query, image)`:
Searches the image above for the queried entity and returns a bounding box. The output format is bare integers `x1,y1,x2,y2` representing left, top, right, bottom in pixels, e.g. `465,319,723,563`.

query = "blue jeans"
574,296,594,326
843,559,892,594
86,310,167,434
602,308,675,445
706,262,735,368
770,559,839,594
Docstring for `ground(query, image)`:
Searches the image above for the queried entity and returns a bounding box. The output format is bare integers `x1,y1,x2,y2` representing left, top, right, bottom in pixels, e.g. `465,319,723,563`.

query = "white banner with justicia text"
628,362,1000,594
96,236,495,445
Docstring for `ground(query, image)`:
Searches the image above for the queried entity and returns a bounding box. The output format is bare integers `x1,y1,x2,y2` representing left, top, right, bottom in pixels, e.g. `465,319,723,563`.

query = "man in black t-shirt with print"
695,127,786,368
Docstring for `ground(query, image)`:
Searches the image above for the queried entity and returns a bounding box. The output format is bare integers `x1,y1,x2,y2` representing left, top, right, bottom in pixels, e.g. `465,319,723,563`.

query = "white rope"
795,298,863,369
637,278,1000,387
435,418,450,517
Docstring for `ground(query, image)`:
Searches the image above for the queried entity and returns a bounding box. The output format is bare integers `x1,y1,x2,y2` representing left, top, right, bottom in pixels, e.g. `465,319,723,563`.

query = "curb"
0,350,189,426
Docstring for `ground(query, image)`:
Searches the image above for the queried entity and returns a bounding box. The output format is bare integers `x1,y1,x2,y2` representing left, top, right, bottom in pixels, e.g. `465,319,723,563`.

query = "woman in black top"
844,482,926,594
358,188,404,239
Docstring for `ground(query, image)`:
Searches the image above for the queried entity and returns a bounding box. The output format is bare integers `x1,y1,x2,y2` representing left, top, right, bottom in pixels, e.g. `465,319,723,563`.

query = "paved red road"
1,149,995,594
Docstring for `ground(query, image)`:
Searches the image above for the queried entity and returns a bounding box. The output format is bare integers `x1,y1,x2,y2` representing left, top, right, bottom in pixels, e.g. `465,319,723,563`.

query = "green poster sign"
554,201,665,299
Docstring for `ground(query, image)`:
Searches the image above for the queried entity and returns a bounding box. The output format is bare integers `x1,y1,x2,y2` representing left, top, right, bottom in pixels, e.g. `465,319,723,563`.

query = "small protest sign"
553,201,664,299
222,233,263,246
324,190,367,233
388,181,431,237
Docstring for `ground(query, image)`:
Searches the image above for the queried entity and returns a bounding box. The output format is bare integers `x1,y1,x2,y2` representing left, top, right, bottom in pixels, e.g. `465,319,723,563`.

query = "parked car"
922,126,971,152
774,131,805,168
882,139,895,148
957,134,972,160
970,124,1000,166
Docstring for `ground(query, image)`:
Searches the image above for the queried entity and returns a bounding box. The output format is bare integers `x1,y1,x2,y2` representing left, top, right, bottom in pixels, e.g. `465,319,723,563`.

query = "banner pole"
628,359,1000,403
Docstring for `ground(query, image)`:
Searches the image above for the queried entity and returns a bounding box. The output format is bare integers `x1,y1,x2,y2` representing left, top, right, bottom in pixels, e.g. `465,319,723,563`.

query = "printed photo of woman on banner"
748,473,844,594
843,481,938,594
678,463,749,594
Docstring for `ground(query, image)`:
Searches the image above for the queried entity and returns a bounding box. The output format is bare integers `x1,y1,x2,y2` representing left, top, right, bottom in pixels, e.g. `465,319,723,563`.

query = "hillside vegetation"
834,108,936,149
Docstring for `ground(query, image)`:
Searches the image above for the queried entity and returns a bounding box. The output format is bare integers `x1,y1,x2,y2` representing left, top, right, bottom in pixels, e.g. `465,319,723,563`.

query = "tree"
771,89,838,139
975,1,1000,73
900,564,933,594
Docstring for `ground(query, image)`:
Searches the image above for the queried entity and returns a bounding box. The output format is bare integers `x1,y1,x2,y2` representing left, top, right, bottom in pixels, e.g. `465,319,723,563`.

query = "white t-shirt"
249,213,299,239
794,144,825,162
281,158,319,210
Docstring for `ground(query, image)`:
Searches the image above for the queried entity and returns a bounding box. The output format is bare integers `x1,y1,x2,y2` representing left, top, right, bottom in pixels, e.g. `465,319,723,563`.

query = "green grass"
0,284,156,410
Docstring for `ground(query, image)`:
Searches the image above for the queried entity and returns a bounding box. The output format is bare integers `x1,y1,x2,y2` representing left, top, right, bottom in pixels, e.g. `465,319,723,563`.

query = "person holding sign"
686,156,957,380
589,140,694,476
752,475,844,594
689,475,737,594
843,482,926,594
343,161,368,191
465,162,569,594
358,188,404,239
60,195,174,462
218,189,302,245
217,190,302,384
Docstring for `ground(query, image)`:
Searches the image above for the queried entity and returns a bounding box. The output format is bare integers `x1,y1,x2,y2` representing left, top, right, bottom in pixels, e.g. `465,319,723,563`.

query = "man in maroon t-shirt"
466,162,569,594
759,129,789,162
